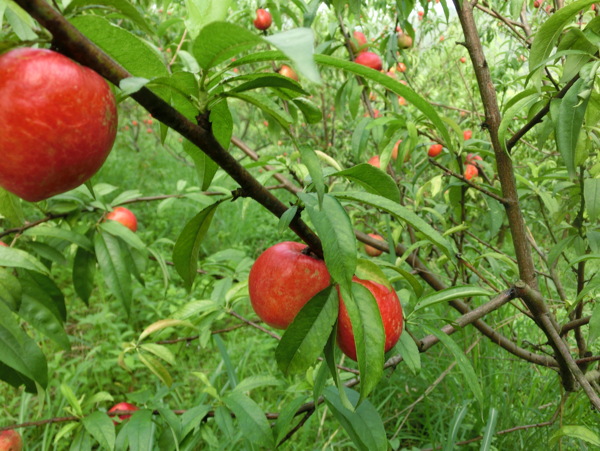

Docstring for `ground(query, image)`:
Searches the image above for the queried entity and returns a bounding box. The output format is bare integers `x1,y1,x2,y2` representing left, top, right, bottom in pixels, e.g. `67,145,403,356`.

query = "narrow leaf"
340,282,385,403
299,193,356,289
73,246,96,305
94,231,132,315
0,302,48,390
222,392,274,448
138,319,194,342
332,164,400,203
423,325,483,411
584,178,600,221
396,330,421,375
322,386,387,451
413,286,494,314
276,287,338,374
529,0,597,87
556,79,589,177
299,146,325,207
173,201,222,290
81,411,115,451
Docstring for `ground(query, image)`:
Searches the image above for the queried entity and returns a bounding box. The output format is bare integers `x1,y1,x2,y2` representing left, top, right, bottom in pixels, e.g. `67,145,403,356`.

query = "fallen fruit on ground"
337,277,403,361
248,242,331,329
108,402,139,424
253,8,272,30
364,234,384,257
428,144,443,157
0,48,118,202
354,51,383,70
106,207,138,232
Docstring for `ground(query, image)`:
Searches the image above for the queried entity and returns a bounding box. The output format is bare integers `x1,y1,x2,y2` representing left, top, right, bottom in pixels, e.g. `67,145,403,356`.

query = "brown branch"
428,158,508,204
15,0,324,258
453,0,580,394
515,281,600,410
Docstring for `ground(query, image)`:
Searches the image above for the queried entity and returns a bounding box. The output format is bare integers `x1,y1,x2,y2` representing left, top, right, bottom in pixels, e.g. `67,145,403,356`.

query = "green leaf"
0,301,48,390
81,411,116,451
23,226,93,252
100,221,147,253
71,16,168,80
73,246,96,305
139,319,195,342
292,97,323,124
278,206,298,234
224,91,293,128
298,193,356,289
182,139,219,191
193,22,263,71
333,191,456,260
314,54,452,149
396,330,420,375
65,0,152,35
333,164,400,203
480,408,499,451
273,396,308,444
341,282,385,403
378,261,424,298
222,392,274,448
0,246,49,274
550,425,600,446
556,79,590,177
445,401,470,451
355,259,392,290
0,268,21,312
422,325,484,412
299,146,325,207
276,287,338,374
0,187,24,226
322,386,387,451
184,0,233,39
139,343,176,366
584,178,600,221
173,201,222,290
265,28,321,83
19,289,70,351
412,286,494,314
225,74,307,96
138,351,173,386
94,231,132,315
529,0,597,88
61,383,84,417
119,76,150,96
231,375,281,395
125,410,154,450
588,300,600,344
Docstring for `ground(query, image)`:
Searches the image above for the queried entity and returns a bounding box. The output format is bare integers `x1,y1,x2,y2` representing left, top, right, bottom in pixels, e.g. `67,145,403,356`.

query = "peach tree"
0,0,599,449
